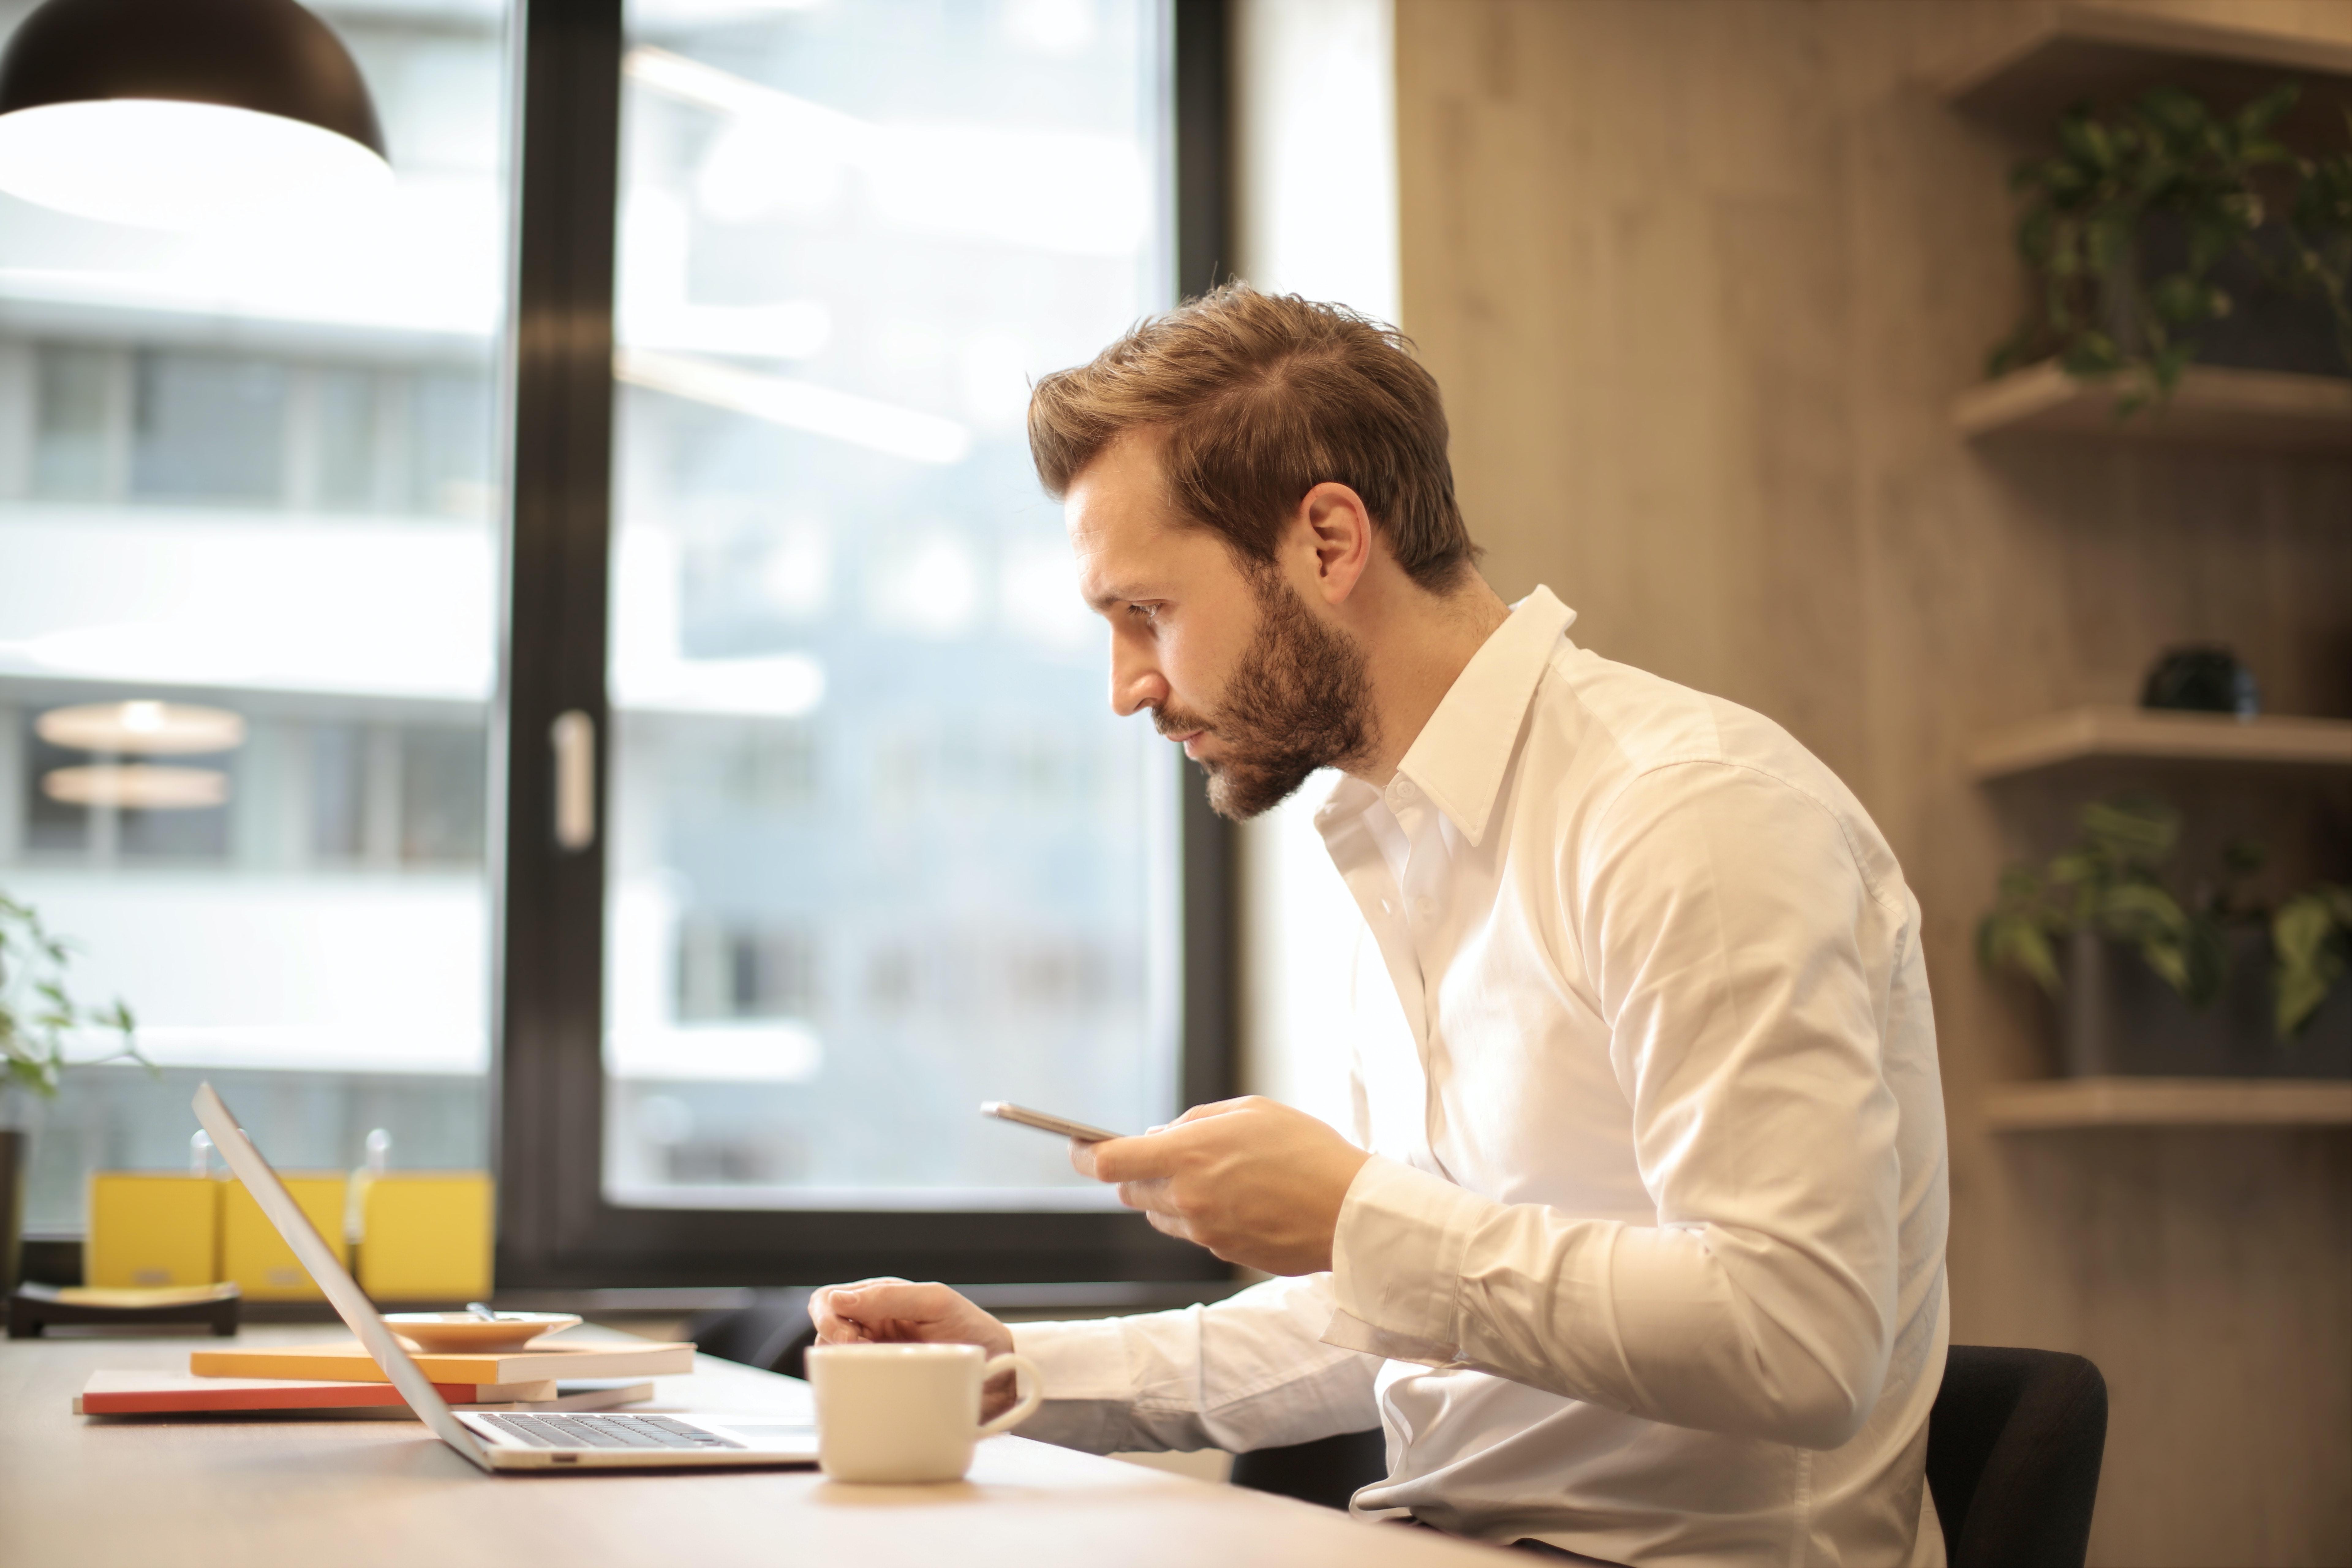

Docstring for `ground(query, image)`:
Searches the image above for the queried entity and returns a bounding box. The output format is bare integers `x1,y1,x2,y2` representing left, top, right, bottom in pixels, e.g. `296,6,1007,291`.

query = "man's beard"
1156,570,1377,821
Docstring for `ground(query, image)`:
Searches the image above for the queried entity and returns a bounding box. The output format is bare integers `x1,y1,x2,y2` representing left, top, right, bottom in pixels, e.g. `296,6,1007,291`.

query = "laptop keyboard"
480,1413,744,1450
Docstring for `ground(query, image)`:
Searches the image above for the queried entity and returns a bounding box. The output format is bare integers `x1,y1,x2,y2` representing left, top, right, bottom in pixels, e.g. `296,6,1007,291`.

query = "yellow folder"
85,1174,221,1289
220,1173,349,1300
357,1172,493,1302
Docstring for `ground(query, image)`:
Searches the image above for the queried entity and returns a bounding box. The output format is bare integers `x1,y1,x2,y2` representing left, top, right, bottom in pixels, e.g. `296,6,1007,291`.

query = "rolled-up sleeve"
1324,762,1905,1451
1011,1273,1383,1454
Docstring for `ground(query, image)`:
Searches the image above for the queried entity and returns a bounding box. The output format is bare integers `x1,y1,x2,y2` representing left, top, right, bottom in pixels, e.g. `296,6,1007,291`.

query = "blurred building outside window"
0,0,1184,1231
0,0,513,1228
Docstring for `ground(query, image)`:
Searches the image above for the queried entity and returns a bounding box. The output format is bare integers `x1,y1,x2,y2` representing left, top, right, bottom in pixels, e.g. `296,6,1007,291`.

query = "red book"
74,1370,651,1414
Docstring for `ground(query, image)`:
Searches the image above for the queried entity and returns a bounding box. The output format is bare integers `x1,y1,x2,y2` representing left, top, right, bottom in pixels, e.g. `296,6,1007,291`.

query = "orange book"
187,1336,694,1385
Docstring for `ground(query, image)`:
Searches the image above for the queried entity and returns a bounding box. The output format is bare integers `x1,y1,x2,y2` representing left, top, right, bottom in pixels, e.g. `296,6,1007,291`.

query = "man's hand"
1077,1097,1372,1275
810,1279,1023,1420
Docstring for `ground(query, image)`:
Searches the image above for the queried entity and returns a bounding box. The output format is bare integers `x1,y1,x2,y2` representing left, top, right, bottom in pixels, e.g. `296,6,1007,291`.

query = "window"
0,0,513,1225
2,0,1229,1289
599,0,1178,1212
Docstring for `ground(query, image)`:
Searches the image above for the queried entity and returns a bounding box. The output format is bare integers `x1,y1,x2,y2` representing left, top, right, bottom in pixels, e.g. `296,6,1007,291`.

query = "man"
816,286,1950,1567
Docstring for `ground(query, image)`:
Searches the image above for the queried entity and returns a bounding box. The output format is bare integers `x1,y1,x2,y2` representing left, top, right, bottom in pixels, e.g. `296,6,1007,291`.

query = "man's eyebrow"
1084,581,1157,612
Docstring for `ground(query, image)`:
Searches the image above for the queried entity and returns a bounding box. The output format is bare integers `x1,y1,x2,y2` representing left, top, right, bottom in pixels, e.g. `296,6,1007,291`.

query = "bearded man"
815,285,1951,1568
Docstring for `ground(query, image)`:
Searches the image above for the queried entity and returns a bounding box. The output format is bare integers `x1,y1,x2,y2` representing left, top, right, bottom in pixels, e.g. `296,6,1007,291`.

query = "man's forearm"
1009,1275,1384,1455
1324,1156,1898,1451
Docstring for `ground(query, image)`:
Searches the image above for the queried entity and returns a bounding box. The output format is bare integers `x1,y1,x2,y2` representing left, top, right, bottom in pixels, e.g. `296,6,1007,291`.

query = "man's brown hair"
1027,284,1476,590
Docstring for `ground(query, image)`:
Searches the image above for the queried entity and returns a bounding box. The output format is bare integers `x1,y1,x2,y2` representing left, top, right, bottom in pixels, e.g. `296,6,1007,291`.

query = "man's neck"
1344,569,1513,787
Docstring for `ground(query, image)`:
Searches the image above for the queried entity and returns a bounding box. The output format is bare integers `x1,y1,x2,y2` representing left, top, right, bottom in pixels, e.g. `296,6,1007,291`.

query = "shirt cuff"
1323,1154,1493,1366
1009,1316,1133,1401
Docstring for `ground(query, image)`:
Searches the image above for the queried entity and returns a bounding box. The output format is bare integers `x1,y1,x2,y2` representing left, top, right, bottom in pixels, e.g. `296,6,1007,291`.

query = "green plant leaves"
1991,78,2352,406
0,888,150,1103
1976,797,2347,1035
2273,886,2352,1036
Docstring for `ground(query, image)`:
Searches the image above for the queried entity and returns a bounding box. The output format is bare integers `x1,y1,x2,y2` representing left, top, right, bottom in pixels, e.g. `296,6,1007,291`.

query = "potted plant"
1,891,146,1292
1988,83,2352,411
1978,796,2352,1077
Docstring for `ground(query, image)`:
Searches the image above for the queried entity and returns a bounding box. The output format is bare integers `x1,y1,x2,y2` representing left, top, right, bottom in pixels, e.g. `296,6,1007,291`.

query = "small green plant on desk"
1989,82,2352,411
1978,795,2352,1038
0,891,146,1115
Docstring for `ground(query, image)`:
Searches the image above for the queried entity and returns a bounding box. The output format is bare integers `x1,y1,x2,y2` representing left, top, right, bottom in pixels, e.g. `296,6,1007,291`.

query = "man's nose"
1110,646,1167,719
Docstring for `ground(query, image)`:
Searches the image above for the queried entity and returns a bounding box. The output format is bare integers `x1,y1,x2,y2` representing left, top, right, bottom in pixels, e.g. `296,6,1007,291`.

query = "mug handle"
974,1352,1043,1438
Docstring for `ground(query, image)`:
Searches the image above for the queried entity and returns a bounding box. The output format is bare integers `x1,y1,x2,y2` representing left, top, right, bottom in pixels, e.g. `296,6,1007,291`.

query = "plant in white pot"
0,891,146,1292
1978,797,2352,1077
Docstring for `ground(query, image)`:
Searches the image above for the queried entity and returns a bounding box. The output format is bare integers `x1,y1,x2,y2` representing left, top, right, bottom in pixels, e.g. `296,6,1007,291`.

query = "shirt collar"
1316,586,1577,849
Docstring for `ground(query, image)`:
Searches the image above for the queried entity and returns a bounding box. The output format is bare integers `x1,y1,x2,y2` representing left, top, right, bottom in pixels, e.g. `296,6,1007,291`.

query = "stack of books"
75,1333,695,1416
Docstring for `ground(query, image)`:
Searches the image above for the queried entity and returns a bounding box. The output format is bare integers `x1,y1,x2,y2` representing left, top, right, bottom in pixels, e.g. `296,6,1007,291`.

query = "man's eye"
1127,603,1160,624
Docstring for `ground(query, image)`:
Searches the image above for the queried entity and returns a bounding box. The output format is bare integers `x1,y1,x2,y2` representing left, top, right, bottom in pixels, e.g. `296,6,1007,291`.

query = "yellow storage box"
220,1173,348,1300
85,1174,221,1289
357,1173,493,1302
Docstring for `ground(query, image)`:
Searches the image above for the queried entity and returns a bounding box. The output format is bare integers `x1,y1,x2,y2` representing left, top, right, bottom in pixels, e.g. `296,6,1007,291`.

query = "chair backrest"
1229,1426,1387,1510
1927,1345,2108,1568
682,1288,815,1375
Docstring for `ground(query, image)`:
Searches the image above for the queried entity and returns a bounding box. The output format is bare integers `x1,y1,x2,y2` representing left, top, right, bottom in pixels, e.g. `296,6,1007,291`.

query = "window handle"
551,710,597,851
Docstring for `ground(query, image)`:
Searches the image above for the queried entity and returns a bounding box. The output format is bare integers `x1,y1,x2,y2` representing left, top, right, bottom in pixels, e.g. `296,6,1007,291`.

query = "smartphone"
979,1101,1127,1143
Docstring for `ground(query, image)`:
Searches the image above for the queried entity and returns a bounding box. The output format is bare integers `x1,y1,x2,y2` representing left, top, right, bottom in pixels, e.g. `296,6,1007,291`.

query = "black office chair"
1926,1345,2106,1568
1229,1344,2108,1568
683,1289,817,1378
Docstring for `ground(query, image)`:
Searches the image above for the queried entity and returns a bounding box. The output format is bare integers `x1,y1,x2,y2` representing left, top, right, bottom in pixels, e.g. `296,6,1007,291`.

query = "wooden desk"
0,1327,1500,1568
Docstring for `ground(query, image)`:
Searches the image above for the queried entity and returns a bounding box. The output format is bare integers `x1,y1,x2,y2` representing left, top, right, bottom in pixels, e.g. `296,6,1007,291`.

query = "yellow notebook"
86,1174,220,1289
189,1337,696,1385
356,1172,494,1302
220,1173,348,1300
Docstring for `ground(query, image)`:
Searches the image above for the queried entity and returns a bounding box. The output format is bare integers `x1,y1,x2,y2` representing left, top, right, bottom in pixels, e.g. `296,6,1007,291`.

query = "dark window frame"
492,0,1237,1290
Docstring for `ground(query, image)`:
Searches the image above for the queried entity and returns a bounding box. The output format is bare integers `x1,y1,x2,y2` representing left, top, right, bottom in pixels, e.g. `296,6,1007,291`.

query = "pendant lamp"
0,0,390,231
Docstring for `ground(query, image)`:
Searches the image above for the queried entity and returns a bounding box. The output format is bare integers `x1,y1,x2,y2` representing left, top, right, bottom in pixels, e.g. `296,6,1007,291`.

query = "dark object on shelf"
2061,930,2352,1079
8,1280,241,1338
2141,644,2259,716
1927,1347,2108,1568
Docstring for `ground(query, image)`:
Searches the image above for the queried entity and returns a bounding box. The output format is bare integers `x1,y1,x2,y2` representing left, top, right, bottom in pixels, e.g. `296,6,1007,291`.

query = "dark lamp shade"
0,0,390,230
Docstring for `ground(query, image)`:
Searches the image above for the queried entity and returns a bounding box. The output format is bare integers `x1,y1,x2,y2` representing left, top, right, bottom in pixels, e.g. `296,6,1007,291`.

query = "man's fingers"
814,1276,967,1343
1069,1139,1098,1179
827,1280,953,1327
1169,1096,1253,1126
1088,1130,1188,1182
1115,1176,1178,1215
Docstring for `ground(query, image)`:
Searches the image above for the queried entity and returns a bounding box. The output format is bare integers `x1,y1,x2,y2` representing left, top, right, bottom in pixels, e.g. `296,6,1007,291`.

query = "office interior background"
0,1,2345,1563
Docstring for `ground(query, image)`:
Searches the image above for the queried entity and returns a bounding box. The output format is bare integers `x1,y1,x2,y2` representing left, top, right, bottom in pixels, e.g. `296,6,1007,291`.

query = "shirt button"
1391,778,1417,804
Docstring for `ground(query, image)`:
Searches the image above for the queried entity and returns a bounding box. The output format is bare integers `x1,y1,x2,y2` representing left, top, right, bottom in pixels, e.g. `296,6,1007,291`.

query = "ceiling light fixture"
0,0,391,232
43,763,229,811
37,700,248,755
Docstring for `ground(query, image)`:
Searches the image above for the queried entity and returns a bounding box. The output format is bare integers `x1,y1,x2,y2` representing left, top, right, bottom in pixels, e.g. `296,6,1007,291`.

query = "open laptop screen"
191,1082,492,1470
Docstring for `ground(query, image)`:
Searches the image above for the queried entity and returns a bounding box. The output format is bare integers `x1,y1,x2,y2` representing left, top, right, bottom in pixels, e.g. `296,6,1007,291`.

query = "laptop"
192,1082,820,1471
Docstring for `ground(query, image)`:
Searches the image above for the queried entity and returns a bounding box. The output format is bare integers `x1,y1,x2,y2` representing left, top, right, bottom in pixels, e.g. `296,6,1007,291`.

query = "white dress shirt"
1014,587,1951,1567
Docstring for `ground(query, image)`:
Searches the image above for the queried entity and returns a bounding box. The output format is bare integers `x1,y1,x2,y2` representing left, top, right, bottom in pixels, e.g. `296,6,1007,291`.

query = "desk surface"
1,1326,1499,1568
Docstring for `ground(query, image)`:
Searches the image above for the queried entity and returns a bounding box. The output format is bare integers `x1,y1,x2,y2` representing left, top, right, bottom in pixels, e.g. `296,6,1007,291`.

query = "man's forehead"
1066,436,1186,591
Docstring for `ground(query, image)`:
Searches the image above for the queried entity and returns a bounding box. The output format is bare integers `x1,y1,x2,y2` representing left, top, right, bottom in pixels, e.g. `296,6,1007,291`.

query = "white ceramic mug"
805,1342,1044,1483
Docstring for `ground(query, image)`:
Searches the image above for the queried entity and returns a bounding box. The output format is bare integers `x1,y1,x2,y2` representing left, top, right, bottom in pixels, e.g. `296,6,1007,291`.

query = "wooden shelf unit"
1951,360,2352,455
1969,706,2352,782
1942,3,2352,141
1984,1076,2352,1130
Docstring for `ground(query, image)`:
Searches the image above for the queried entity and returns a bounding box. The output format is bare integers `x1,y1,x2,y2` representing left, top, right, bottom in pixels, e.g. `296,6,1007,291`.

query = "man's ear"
1298,482,1374,606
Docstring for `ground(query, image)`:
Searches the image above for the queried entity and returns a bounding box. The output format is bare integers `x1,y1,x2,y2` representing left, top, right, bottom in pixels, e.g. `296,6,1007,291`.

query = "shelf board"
1985,1077,2352,1130
1943,3,2352,140
1969,706,2352,780
1952,360,2352,454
